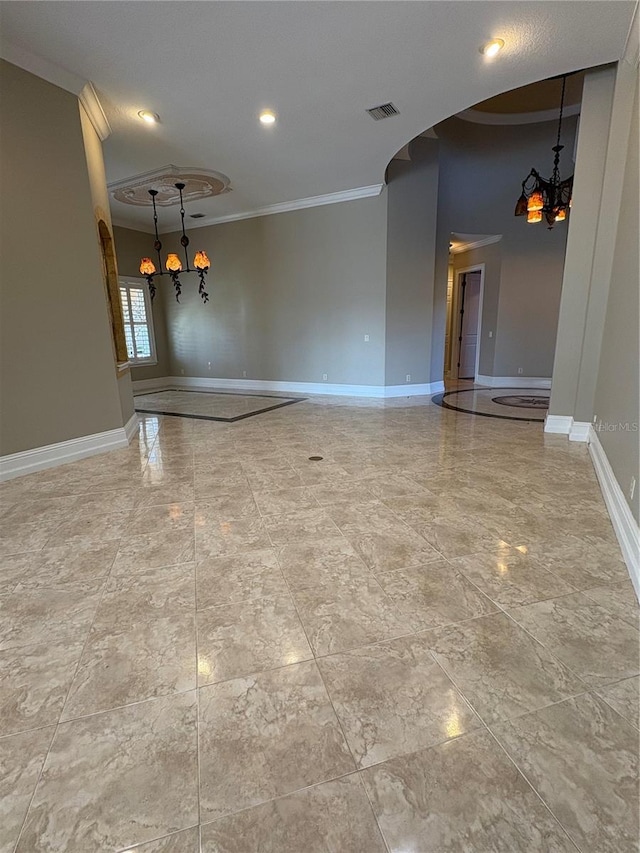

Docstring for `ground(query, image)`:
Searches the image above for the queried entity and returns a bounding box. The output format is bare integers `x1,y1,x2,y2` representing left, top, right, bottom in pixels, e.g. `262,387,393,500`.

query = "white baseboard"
543,414,591,442
544,414,573,434
476,375,552,389
569,421,591,442
132,375,445,399
588,426,640,600
383,381,444,397
0,424,131,482
124,413,139,442
130,377,169,393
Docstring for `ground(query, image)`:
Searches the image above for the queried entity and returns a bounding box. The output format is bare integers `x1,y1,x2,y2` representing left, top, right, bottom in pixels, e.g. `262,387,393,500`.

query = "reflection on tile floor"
1,393,638,852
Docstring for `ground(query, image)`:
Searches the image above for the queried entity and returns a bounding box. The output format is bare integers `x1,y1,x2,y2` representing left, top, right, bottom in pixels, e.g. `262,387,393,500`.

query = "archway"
98,219,128,365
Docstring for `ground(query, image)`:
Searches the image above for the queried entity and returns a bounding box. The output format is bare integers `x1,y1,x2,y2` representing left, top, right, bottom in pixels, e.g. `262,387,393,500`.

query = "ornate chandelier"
139,182,210,302
514,75,573,229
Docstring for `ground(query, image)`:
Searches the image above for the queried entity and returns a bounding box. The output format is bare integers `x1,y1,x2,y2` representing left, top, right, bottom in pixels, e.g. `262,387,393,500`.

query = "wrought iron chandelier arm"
149,189,164,274
176,183,192,272
139,182,212,300
514,74,572,229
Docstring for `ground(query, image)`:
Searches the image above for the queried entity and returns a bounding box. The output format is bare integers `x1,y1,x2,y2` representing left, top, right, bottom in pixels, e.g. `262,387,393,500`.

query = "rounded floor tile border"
431,389,547,422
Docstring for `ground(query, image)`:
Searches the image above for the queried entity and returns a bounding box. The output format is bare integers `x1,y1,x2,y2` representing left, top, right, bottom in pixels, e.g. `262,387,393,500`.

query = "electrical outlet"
593,414,598,423
517,367,523,375
406,374,411,382
242,370,247,378
207,361,211,370
488,331,493,338
180,369,184,375
631,477,636,501
364,334,370,342
322,373,328,381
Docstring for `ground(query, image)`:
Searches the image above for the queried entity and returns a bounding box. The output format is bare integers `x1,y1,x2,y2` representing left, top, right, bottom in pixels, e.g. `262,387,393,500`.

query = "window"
119,280,156,364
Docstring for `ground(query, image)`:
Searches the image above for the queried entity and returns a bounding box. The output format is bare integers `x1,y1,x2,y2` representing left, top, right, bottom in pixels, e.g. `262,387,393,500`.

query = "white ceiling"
1,1,635,232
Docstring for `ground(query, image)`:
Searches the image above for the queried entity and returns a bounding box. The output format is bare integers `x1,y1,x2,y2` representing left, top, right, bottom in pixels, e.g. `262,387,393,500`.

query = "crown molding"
152,183,385,232
0,39,84,93
456,102,581,126
1,39,111,139
79,82,111,141
450,234,502,254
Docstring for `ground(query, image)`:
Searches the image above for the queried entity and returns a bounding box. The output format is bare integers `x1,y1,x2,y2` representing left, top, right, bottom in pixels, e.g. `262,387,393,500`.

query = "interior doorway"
453,266,484,381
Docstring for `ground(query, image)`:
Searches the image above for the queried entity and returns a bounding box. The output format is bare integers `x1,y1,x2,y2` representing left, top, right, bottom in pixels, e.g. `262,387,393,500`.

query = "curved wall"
430,112,578,382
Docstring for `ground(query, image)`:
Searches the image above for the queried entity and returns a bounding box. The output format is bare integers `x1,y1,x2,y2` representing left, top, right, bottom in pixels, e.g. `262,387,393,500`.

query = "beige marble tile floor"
1,394,638,852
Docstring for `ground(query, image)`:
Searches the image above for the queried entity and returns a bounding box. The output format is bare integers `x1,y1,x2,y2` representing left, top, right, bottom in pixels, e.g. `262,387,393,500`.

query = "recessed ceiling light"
138,110,160,125
259,110,276,125
480,39,504,58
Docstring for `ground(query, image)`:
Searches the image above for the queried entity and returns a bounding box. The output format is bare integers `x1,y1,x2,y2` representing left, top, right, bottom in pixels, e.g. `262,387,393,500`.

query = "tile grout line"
422,647,586,853
10,542,121,853
481,720,585,853
193,497,203,840
272,544,398,853
113,823,200,853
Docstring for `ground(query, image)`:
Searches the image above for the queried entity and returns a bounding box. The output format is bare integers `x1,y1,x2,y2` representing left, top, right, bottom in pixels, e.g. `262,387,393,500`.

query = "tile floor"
1,394,638,853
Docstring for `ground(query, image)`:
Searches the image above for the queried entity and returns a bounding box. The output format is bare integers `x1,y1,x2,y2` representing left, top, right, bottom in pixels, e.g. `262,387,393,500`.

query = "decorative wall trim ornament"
0,424,132,482
131,375,444,399
449,235,502,254
79,82,111,141
477,375,551,389
0,39,86,98
0,41,111,140
456,103,581,126
154,184,386,231
108,165,231,207
588,426,640,599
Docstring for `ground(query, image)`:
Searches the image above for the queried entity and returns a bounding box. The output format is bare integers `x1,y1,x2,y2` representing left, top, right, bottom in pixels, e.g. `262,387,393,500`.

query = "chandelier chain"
556,75,567,151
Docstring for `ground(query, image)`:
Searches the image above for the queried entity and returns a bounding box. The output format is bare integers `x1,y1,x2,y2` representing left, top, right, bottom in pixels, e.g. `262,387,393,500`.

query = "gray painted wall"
385,139,439,386
431,113,576,382
549,67,616,418
0,61,123,455
113,225,171,382
144,195,388,386
114,116,575,393
593,71,639,523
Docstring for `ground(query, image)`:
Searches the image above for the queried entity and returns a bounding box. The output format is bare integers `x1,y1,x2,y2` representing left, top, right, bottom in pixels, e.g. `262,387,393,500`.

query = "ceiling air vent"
190,213,206,219
367,102,399,121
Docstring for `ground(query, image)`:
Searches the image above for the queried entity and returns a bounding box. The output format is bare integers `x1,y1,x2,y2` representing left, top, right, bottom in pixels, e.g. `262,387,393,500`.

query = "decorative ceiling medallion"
108,165,231,207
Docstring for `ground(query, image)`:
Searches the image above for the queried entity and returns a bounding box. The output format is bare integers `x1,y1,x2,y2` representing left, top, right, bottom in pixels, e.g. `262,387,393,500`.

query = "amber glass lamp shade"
555,208,567,222
194,250,210,270
166,253,182,272
139,257,156,276
527,210,543,224
527,191,544,212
